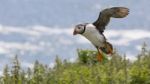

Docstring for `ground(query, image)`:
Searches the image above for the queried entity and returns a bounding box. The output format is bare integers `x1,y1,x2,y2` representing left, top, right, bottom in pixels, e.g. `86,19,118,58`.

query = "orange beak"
73,30,78,35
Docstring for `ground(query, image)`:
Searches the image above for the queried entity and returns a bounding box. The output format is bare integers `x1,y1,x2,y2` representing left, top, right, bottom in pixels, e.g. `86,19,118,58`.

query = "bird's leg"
96,47,103,62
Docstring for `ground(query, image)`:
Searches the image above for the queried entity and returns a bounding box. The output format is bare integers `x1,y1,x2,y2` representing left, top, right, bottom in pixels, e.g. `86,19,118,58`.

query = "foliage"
0,46,150,84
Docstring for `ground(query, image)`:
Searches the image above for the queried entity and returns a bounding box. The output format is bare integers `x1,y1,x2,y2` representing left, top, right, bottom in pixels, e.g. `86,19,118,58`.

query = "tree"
11,55,21,84
3,64,10,84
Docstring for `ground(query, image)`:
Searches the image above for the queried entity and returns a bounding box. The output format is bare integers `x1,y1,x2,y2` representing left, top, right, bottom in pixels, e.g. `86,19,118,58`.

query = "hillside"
0,46,150,84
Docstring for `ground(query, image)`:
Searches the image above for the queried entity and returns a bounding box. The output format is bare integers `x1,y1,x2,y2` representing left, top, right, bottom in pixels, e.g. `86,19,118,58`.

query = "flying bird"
73,7,129,62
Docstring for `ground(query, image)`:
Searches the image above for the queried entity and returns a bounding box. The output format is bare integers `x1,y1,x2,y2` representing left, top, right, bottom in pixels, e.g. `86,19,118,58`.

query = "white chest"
82,27,105,47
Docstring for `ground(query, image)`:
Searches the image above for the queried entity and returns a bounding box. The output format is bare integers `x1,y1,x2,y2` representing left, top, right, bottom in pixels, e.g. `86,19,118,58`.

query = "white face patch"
76,26,84,33
74,24,86,34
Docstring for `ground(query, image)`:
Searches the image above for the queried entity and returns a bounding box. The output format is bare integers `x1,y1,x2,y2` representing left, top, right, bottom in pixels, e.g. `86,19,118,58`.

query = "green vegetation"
0,45,150,84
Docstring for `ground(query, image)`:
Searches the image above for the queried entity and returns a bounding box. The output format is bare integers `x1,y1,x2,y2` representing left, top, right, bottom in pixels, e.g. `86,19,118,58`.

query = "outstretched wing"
93,7,129,33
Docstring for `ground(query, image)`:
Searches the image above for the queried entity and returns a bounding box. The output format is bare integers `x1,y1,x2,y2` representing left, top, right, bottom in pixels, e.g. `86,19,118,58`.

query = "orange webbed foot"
97,49,103,62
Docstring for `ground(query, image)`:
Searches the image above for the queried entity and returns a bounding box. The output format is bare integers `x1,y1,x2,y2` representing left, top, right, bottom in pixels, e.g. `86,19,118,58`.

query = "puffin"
73,7,129,62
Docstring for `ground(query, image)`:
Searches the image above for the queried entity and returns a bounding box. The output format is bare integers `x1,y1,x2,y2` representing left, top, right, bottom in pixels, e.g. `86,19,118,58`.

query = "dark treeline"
0,45,150,84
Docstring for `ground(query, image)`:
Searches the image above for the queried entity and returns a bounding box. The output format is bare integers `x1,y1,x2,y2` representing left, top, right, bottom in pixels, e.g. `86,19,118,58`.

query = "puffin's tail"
100,42,113,54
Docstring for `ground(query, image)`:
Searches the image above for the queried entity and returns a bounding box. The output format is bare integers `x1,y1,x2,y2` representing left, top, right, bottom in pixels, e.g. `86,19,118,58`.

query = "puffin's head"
73,23,87,35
